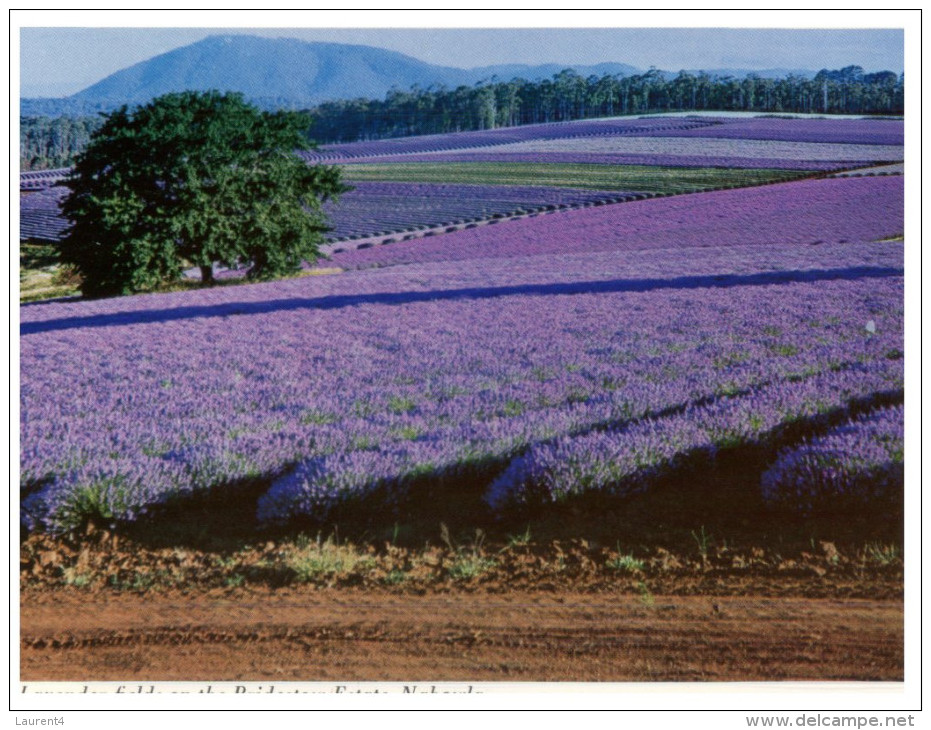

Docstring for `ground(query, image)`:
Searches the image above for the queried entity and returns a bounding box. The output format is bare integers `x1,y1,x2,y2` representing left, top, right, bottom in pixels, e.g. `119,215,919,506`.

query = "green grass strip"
341,162,811,194
20,242,81,302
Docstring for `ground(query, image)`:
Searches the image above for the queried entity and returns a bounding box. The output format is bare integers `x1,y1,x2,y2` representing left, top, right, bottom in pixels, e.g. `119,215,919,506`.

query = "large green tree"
60,91,347,297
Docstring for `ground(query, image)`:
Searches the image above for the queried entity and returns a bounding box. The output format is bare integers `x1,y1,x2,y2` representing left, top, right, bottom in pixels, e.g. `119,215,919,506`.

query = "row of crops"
19,114,905,533
298,115,904,163
298,115,726,162
16,166,813,246
21,239,903,531
319,176,903,269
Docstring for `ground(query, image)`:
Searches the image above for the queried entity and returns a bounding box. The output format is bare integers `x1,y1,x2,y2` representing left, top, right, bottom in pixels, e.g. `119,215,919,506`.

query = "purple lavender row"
334,151,857,171
638,117,904,146
326,175,904,270
21,235,903,328
479,136,902,163
760,404,904,515
21,242,902,531
20,118,901,242
484,367,903,513
300,117,724,162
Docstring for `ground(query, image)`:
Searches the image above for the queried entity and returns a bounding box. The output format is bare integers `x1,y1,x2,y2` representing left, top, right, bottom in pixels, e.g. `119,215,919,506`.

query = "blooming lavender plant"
18,115,905,531
484,370,903,512
20,229,903,531
760,404,904,515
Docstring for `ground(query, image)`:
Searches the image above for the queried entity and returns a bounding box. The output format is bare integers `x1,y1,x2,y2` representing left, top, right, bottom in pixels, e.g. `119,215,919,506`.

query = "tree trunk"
200,264,215,285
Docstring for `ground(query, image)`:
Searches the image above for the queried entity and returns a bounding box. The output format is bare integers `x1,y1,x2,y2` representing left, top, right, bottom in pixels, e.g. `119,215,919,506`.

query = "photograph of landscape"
14,12,915,707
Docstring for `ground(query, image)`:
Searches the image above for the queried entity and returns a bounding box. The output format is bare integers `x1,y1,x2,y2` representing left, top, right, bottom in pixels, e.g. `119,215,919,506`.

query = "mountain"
66,35,474,108
22,36,650,115
20,35,822,116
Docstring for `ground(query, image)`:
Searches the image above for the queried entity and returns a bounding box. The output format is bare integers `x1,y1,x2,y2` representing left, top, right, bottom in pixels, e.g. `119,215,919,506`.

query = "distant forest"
21,66,904,171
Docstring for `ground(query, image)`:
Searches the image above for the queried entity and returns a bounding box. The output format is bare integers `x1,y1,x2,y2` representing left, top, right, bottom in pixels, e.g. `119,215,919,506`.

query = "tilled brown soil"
21,589,902,682
20,486,905,684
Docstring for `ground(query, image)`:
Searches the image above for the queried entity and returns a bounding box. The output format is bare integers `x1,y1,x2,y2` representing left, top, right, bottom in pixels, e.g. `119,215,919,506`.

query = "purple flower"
761,404,904,515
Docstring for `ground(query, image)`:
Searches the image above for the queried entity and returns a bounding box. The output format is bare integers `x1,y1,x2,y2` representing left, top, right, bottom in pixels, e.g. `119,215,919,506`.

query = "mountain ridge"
22,34,825,115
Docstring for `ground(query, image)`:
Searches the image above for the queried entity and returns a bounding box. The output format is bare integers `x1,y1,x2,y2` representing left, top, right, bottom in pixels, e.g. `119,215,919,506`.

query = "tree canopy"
60,90,347,297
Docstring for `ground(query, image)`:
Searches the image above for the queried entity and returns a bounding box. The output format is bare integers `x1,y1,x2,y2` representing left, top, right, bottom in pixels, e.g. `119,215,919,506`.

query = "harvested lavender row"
20,168,70,190
326,176,904,270
636,117,904,146
476,136,904,163
760,404,904,515
18,180,640,245
21,238,902,531
334,151,858,171
830,163,904,177
484,368,903,512
299,116,724,162
322,182,636,240
20,187,70,241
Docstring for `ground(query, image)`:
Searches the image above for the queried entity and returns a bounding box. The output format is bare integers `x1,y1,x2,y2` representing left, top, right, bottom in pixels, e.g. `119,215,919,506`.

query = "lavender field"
635,117,904,145
298,116,724,162
19,115,906,534
336,151,855,171
475,136,903,163
21,241,903,531
299,115,903,162
321,176,903,269
761,404,904,515
20,114,903,246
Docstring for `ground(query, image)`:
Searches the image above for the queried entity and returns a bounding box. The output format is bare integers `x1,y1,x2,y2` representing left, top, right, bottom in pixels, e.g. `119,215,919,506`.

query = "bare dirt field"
21,580,903,682
20,457,905,684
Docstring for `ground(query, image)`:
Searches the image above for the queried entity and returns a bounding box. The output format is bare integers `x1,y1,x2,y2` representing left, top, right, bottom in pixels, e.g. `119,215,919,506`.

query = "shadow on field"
112,390,903,558
110,445,903,561
21,265,902,335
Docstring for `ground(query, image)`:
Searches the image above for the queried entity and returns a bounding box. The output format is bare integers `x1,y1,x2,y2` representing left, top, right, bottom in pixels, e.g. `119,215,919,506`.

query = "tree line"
21,65,904,170
21,114,104,170
308,66,903,142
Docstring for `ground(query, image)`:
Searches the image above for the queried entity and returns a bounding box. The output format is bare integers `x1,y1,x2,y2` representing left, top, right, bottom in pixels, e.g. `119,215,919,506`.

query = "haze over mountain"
21,34,819,115
70,35,478,107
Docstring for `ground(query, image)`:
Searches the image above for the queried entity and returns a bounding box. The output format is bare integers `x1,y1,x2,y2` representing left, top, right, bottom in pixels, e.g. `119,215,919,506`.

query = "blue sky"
20,26,905,98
